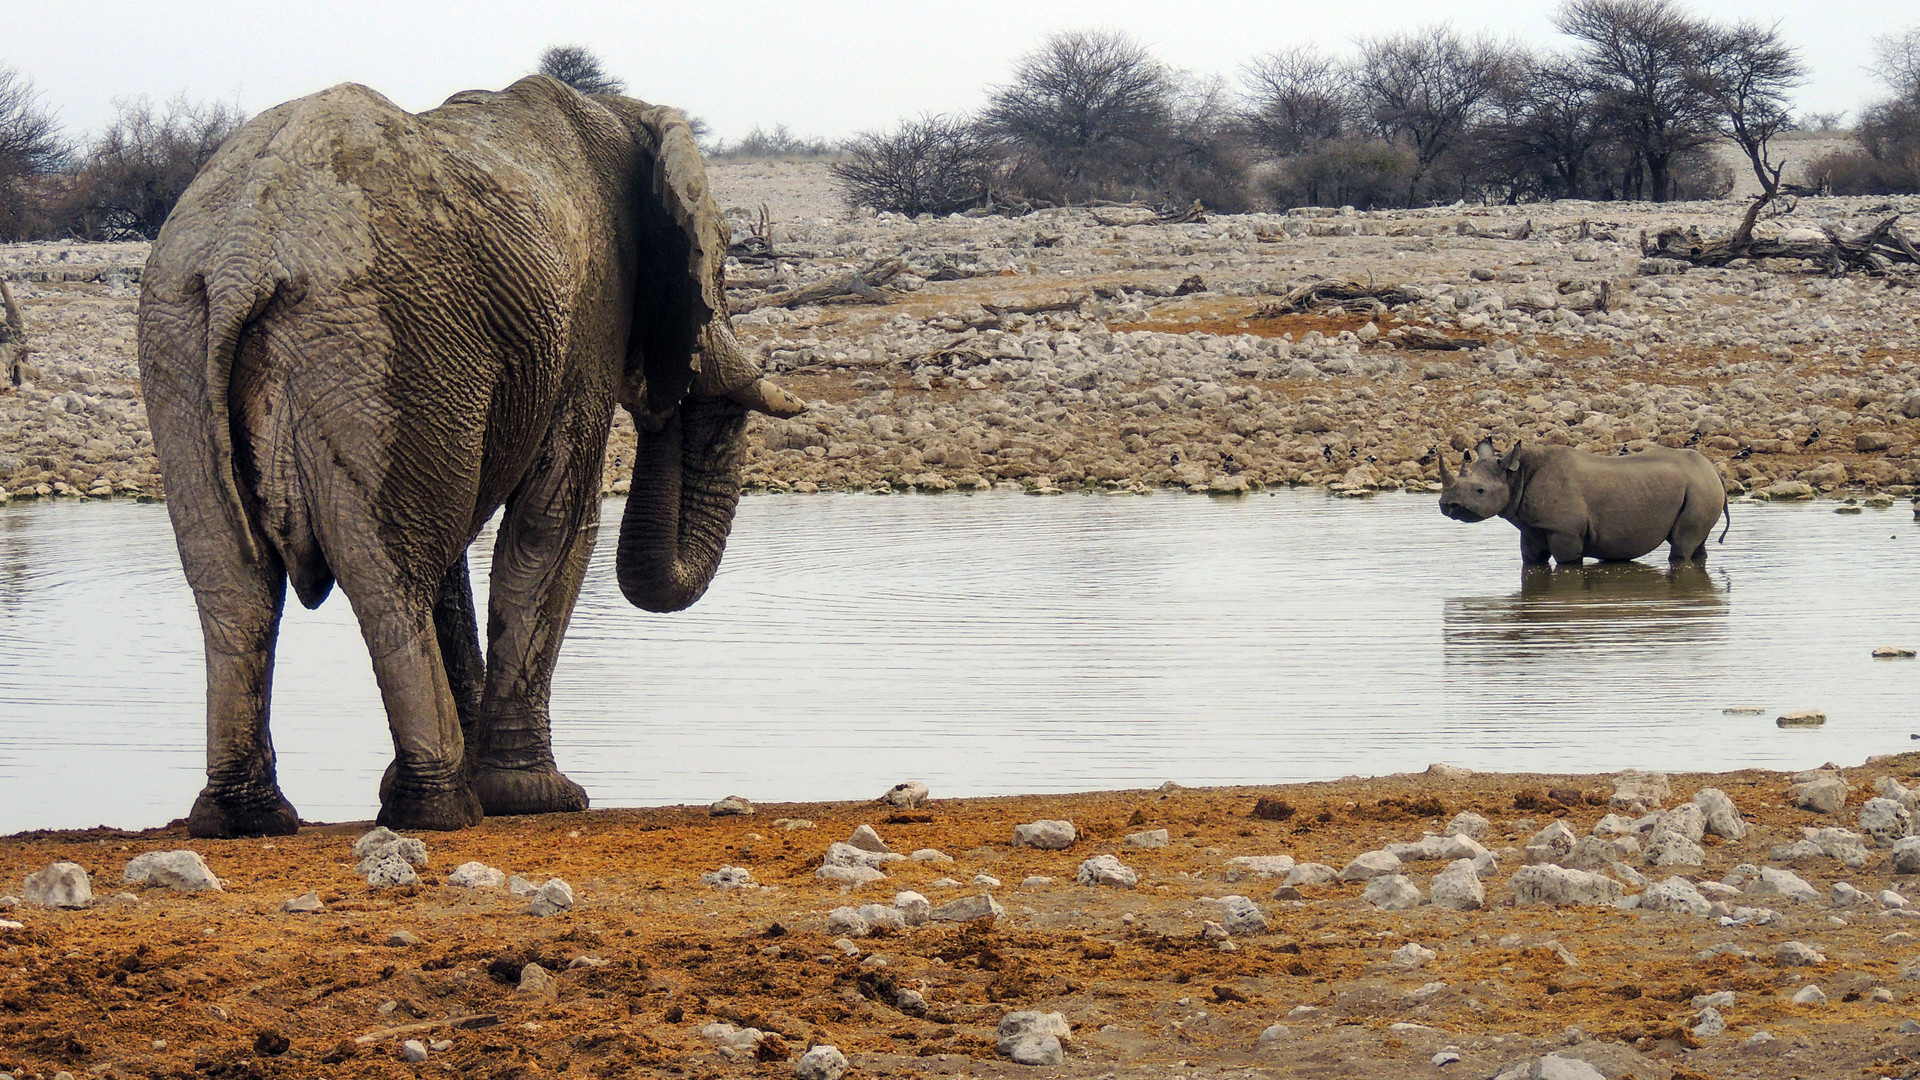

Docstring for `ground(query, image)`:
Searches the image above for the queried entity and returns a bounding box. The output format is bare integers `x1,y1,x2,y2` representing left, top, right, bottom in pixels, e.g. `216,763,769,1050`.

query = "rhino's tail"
1718,499,1731,544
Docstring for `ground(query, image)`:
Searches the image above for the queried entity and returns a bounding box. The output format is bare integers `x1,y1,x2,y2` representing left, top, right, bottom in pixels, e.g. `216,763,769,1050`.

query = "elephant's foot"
377,782,484,831
472,765,589,817
186,786,300,839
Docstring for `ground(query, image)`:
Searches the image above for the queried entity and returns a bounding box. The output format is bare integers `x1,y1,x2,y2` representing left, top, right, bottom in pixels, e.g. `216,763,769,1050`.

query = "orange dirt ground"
6,761,1920,1079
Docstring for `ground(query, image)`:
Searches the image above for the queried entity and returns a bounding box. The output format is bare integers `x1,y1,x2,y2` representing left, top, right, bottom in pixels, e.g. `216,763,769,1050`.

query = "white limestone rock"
1012,820,1076,850
526,878,574,916
701,865,755,890
847,824,893,853
1225,855,1294,880
1444,811,1490,839
1283,862,1338,887
1338,850,1402,881
997,1010,1070,1066
929,893,1005,921
1524,821,1577,864
893,890,931,925
879,781,929,808
1692,788,1748,840
1641,876,1710,916
795,1044,850,1080
1124,829,1170,849
1747,866,1820,902
1076,854,1138,888
1775,940,1826,966
1362,874,1422,911
352,827,428,871
361,853,419,888
448,861,505,888
1512,865,1623,907
709,795,755,816
122,851,221,892
1861,798,1913,845
1430,859,1486,911
1391,942,1437,968
1790,776,1849,814
1894,836,1920,874
1219,895,1268,935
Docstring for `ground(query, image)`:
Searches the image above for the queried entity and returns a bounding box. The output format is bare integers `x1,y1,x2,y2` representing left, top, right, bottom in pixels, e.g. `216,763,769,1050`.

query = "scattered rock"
352,827,428,871
1430,859,1486,911
1832,882,1871,908
23,863,92,908
507,875,539,896
1862,797,1913,845
1792,984,1828,1005
879,781,929,808
1224,854,1294,879
526,878,574,917
362,853,419,888
1790,775,1849,813
794,1044,849,1080
1362,874,1422,910
847,824,892,853
1777,709,1828,728
1256,1023,1292,1046
710,795,755,816
702,865,755,889
909,848,953,863
1444,811,1490,839
1875,647,1918,659
1338,849,1402,881
400,1039,428,1063
1512,865,1623,907
997,1010,1070,1066
1775,941,1827,966
1391,942,1437,968
1219,895,1267,934
1011,820,1076,849
517,963,557,998
1748,866,1821,902
1641,876,1710,916
1895,837,1920,874
894,890,931,925
1523,821,1577,864
281,890,323,913
1283,862,1338,887
1530,1054,1606,1080
448,861,505,888
1076,854,1138,888
1124,829,1170,849
122,850,222,892
1692,787,1748,840
1610,770,1670,813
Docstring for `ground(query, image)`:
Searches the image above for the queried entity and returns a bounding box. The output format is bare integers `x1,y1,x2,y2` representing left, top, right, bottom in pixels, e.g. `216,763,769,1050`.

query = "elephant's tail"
1718,499,1731,544
200,274,281,566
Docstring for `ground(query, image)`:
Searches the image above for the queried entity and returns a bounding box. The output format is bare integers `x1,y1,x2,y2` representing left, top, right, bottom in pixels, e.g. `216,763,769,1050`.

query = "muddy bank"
3,166,1919,506
6,758,1920,1078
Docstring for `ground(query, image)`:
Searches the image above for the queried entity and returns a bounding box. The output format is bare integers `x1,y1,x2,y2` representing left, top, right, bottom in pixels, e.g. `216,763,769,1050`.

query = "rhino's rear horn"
1437,447,1455,485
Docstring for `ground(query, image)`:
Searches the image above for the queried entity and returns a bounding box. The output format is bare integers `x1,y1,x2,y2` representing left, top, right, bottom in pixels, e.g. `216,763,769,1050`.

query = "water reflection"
1447,562,1728,653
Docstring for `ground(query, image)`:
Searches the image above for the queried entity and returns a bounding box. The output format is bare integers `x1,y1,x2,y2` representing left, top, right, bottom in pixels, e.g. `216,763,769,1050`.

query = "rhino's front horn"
1437,448,1455,485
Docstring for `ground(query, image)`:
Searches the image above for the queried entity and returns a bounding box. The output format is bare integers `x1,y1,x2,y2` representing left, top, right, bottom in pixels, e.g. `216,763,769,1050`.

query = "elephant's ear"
625,103,729,422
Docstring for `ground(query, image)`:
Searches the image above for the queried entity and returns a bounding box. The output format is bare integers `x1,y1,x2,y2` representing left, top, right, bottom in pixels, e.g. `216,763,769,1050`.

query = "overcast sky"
4,0,1898,145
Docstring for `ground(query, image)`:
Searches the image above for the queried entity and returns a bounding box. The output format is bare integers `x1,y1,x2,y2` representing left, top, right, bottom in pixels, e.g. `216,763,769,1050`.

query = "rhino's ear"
1500,441,1523,472
622,102,728,420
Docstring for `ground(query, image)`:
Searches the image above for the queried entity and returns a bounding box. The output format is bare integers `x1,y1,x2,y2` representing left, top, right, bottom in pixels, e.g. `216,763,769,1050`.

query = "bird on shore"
1417,447,1436,465
1617,444,1630,455
1684,432,1700,447
1169,451,1180,465
1733,447,1753,460
1802,427,1821,447
1348,446,1357,459
1322,445,1333,462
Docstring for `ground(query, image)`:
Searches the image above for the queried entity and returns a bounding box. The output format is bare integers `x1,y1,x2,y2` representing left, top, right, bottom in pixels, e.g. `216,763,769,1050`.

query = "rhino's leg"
467,401,605,817
1547,532,1585,567
1518,527,1552,567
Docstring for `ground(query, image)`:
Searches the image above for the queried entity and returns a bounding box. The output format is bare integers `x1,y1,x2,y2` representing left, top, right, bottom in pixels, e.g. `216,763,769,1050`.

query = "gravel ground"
2,163,1918,509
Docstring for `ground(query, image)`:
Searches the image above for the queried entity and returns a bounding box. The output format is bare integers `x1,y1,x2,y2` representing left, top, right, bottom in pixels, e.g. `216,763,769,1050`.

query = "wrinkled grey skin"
1439,439,1728,566
138,77,802,837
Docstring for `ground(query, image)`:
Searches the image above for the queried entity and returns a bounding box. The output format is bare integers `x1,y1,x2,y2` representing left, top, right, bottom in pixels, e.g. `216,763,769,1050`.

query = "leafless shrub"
1353,25,1515,206
0,66,69,241
1262,137,1413,209
984,28,1177,203
67,94,247,240
1691,21,1806,198
535,45,625,96
709,124,838,160
1555,0,1719,202
830,114,999,215
1240,46,1351,156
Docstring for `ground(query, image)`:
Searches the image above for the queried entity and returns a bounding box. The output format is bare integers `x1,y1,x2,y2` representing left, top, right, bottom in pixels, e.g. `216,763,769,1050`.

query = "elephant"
137,76,803,837
1438,439,1728,567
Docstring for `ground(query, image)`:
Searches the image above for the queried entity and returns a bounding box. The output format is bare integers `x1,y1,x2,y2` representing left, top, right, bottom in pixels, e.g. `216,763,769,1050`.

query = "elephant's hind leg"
184,549,300,838
468,411,603,817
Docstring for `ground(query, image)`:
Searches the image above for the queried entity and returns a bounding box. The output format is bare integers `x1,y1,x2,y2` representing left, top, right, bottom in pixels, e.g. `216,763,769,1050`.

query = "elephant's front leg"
467,421,601,817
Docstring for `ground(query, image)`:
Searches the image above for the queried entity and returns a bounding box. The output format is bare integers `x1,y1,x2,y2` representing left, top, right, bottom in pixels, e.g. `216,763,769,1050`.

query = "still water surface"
1,490,1916,833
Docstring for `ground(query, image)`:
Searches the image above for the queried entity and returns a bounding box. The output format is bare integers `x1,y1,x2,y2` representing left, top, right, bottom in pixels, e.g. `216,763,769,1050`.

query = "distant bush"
1263,138,1413,209
535,45,625,96
0,66,69,241
65,94,246,240
831,114,998,215
709,124,838,160
1805,148,1920,195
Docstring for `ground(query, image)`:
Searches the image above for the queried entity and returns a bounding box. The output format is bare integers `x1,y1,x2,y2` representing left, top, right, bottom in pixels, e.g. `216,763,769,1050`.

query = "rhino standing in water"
1438,439,1729,566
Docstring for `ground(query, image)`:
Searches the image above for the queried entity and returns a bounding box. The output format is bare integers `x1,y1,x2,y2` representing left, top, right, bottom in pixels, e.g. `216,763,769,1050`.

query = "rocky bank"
3,167,1919,508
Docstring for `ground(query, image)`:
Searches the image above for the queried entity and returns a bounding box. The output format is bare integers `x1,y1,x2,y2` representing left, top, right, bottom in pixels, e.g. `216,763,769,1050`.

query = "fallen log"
354,1014,500,1046
1398,326,1486,351
729,258,905,314
1456,218,1533,241
1260,279,1425,316
1645,195,1920,273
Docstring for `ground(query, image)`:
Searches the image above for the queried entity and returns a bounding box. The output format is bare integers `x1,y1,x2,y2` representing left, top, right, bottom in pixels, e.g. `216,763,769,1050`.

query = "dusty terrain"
8,761,1920,1078
2,156,1919,506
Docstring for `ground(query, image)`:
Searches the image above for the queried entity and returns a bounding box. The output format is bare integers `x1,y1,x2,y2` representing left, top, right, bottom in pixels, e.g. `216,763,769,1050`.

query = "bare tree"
831,114,998,215
1874,27,1920,99
0,66,68,241
535,45,625,96
1480,51,1608,199
1352,25,1513,206
1555,0,1718,202
1692,21,1806,201
1240,46,1351,156
984,29,1175,199
68,94,247,240
1800,111,1845,133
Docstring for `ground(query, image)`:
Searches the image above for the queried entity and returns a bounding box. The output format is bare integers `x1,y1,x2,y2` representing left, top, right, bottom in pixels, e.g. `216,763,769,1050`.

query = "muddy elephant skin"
1439,439,1728,567
138,77,801,837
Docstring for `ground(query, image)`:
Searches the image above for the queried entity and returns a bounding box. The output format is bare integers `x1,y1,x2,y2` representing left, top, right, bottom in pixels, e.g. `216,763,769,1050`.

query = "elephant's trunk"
614,393,750,613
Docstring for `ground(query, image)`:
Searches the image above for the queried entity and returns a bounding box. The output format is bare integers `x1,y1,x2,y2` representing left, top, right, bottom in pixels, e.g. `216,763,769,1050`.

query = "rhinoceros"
1439,439,1728,566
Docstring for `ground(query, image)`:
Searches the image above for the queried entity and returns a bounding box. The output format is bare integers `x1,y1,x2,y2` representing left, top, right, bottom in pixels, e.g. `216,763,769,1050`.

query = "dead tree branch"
729,258,906,314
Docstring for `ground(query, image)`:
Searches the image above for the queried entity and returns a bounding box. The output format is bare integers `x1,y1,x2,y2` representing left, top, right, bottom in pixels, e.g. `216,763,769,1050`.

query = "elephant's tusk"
728,377,807,418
